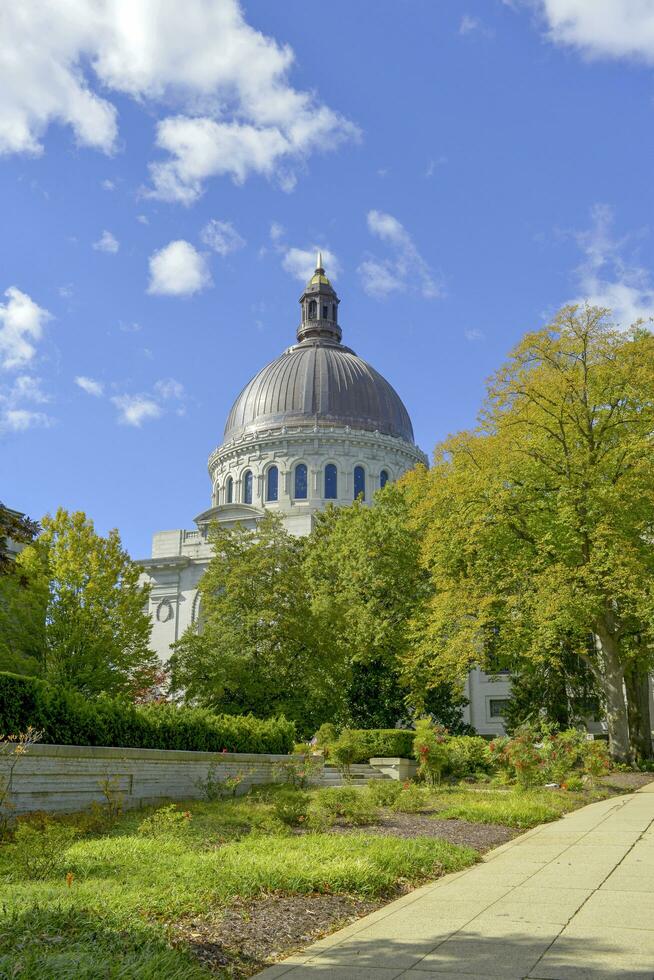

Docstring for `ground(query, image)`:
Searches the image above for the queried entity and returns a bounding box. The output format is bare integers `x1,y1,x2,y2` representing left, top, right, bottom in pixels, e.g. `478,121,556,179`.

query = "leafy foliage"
1,509,158,699
0,503,38,576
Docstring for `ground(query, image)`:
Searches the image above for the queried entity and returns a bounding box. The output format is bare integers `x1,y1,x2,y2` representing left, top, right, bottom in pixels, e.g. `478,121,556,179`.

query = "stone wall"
369,757,418,781
5,743,311,816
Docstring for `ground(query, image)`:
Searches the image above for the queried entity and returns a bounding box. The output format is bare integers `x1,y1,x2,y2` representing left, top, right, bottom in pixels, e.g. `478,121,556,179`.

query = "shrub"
273,789,312,827
274,754,323,789
443,736,493,778
581,739,610,781
392,783,430,813
11,818,79,879
365,779,403,807
309,787,379,826
138,804,192,837
0,672,295,754
330,730,366,776
489,726,545,789
413,720,449,785
313,723,339,757
541,729,585,785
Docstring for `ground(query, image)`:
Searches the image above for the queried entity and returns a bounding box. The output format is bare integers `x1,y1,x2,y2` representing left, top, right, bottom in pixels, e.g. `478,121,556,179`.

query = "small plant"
444,736,493,779
99,775,125,824
274,755,322,789
392,782,430,813
272,789,312,827
137,804,192,837
365,779,403,807
413,719,449,786
489,725,545,789
309,787,378,826
11,816,79,880
561,774,584,792
541,729,585,785
0,727,42,836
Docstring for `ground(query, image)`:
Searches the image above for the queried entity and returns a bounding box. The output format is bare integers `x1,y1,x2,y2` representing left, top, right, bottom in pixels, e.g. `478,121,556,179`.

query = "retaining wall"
3,743,312,815
369,757,418,781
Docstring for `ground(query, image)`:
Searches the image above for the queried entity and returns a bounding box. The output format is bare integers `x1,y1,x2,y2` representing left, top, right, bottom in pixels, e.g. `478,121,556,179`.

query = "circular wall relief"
156,599,174,623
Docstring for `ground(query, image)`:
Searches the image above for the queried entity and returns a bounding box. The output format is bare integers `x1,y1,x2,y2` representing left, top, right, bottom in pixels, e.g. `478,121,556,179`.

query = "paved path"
257,785,654,979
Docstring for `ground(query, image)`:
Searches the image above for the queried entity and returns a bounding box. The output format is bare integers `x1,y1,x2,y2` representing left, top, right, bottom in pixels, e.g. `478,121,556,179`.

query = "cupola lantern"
297,252,341,344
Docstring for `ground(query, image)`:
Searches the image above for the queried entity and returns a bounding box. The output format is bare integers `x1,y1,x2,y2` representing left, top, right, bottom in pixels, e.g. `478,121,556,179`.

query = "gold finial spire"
316,250,323,271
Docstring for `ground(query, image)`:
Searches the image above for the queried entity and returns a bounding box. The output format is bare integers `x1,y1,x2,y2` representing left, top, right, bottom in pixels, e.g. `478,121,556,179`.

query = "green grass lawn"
0,793,477,979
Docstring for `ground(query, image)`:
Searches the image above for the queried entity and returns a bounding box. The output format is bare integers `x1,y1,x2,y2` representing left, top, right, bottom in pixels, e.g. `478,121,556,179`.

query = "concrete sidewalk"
257,785,654,979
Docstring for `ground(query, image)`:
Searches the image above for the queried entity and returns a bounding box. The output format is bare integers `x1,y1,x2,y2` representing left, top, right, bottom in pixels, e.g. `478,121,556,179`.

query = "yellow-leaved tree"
403,306,654,762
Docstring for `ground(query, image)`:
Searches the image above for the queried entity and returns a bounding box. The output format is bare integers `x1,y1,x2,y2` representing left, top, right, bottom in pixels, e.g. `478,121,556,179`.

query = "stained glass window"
266,465,279,502
294,463,308,499
324,463,337,499
243,470,253,504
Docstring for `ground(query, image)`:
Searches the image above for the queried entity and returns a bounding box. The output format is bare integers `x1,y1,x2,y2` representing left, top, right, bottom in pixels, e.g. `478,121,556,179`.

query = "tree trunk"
625,664,653,762
593,621,632,763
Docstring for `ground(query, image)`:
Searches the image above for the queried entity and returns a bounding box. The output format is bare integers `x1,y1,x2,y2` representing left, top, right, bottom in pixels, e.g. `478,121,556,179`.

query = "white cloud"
75,375,104,397
270,222,285,242
536,1,654,62
0,374,53,433
568,204,654,329
465,328,485,342
200,219,245,256
137,214,149,225
111,393,162,427
0,286,52,370
0,2,357,201
147,240,211,296
281,246,341,283
459,15,493,37
359,210,442,300
154,377,184,400
93,229,119,253
101,178,115,190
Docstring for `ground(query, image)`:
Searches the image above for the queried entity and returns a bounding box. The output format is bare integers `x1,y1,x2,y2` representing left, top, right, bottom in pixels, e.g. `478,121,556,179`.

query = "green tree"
2,509,157,697
303,488,470,728
403,306,654,762
170,512,338,733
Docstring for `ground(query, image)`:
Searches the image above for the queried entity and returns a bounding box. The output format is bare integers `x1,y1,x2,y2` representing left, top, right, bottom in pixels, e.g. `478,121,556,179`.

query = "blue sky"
2,0,654,558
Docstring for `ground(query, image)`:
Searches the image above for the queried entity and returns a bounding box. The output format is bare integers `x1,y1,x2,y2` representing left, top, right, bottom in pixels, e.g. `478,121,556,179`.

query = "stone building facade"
140,257,511,735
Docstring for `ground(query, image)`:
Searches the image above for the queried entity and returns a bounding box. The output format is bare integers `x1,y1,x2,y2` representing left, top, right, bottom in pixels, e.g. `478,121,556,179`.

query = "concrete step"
320,765,393,788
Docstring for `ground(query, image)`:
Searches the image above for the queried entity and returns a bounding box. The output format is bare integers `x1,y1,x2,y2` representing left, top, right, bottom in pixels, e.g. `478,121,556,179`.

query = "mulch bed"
170,893,381,977
297,811,515,852
600,771,654,792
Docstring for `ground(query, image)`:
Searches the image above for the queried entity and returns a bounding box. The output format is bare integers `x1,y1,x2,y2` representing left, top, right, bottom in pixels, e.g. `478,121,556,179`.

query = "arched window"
243,470,253,505
332,303,337,322
322,304,328,319
324,463,337,499
226,477,233,504
354,465,366,500
308,300,317,320
294,463,308,499
266,465,279,502
380,469,389,489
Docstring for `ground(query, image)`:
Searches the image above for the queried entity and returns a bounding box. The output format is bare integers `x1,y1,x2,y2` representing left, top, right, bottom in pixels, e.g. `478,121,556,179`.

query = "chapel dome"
223,340,415,443
223,255,415,445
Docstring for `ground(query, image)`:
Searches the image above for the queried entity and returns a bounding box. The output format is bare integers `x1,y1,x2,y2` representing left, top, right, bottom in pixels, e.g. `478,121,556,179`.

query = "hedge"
0,672,295,754
339,728,415,763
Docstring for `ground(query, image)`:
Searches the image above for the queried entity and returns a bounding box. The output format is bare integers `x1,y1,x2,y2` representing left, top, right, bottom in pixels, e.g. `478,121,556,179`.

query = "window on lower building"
266,465,278,502
324,463,337,499
226,477,233,504
354,465,365,500
489,698,511,718
380,469,389,489
294,463,308,499
243,470,253,505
